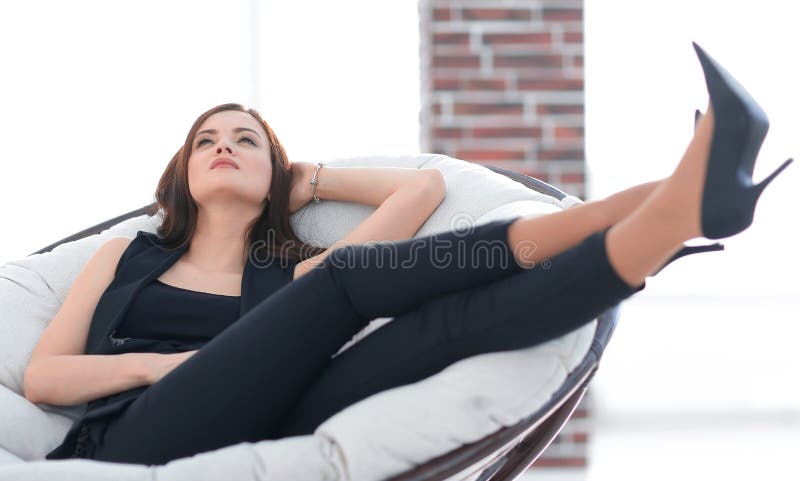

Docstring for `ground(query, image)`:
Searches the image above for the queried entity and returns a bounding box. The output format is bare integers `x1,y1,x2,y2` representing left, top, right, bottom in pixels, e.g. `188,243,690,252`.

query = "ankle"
646,179,699,240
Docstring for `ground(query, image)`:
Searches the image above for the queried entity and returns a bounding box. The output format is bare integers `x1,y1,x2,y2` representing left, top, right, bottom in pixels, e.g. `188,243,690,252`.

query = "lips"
210,158,239,170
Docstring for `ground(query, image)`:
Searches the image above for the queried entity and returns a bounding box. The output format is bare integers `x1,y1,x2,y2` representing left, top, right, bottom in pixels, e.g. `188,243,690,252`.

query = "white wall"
585,2,800,479
0,0,420,264
253,1,421,163
585,0,800,298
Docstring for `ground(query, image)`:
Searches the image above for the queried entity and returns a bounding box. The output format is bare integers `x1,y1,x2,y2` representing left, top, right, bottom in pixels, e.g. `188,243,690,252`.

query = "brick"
531,457,587,468
463,78,506,90
542,7,583,21
539,148,584,161
475,160,526,172
433,77,460,90
554,126,584,140
461,8,532,21
571,408,588,419
573,432,589,443
520,169,551,182
536,104,584,115
432,127,465,139
433,8,451,21
433,32,470,45
472,126,542,138
564,31,583,43
454,149,525,161
483,32,552,45
495,54,563,68
518,78,584,91
432,103,442,115
434,77,506,91
560,171,585,184
453,102,523,115
433,54,481,68
573,55,584,67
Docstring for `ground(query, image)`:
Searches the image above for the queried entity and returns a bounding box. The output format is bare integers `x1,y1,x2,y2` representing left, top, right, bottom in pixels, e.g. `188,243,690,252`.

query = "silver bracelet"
310,162,325,203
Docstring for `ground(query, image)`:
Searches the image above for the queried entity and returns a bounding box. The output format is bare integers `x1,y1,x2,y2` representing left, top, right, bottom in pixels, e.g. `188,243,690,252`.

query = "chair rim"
30,203,158,256
385,306,618,481
28,165,615,481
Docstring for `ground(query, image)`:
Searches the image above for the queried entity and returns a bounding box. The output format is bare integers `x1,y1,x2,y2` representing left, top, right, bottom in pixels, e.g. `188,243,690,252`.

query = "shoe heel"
730,158,796,236
694,109,702,131
752,157,794,199
653,241,725,276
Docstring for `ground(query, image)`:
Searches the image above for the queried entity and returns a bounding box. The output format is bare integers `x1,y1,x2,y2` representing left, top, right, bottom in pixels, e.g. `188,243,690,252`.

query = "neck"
185,202,262,273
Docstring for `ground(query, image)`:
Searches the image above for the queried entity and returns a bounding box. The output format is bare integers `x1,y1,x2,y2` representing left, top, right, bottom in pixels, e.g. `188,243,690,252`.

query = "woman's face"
187,110,272,209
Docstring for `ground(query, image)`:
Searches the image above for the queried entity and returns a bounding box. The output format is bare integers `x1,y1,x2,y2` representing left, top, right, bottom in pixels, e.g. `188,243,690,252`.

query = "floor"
518,294,800,480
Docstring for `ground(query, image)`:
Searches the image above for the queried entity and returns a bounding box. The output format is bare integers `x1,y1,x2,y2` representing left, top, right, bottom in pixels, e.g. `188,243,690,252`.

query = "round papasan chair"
0,153,629,481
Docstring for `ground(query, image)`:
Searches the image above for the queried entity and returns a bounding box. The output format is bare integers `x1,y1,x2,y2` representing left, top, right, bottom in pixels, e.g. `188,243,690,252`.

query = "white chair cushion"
0,154,592,481
0,435,345,481
0,385,74,462
0,448,23,467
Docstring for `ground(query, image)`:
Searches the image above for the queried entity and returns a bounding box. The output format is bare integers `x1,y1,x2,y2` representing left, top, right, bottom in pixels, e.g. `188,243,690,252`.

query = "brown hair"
145,103,326,262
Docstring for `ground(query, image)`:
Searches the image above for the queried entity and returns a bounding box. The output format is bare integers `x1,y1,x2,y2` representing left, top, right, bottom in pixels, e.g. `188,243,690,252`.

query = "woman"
27,43,792,465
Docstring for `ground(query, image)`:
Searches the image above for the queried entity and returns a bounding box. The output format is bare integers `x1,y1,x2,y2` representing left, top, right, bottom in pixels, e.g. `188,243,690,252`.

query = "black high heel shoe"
692,41,793,240
653,241,724,276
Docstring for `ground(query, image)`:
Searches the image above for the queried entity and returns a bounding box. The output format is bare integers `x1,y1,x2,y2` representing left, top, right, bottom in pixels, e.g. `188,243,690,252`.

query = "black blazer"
45,229,298,460
85,230,298,356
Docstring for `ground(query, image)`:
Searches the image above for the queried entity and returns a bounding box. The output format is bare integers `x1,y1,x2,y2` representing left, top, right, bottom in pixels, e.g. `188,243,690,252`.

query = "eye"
196,136,256,148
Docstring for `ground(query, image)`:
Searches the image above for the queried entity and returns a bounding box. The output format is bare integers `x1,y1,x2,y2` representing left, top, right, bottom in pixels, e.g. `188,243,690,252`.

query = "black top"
117,278,240,342
45,230,297,460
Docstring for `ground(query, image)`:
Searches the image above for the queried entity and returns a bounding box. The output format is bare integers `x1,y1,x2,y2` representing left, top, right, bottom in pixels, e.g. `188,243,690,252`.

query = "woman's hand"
145,350,198,384
288,162,317,214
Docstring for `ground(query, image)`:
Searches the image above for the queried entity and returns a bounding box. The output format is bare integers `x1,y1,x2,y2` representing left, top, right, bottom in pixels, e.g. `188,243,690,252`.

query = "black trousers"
91,217,645,465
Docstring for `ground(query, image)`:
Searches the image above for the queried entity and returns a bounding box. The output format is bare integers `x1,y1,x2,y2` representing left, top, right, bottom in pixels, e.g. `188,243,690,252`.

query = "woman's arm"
25,351,200,405
291,164,446,280
24,353,154,405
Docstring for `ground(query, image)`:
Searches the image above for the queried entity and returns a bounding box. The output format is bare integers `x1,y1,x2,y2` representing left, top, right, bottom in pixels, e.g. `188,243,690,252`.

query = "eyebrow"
195,127,262,140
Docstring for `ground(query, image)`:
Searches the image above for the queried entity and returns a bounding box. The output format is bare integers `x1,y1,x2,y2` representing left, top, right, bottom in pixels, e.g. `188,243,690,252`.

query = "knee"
323,244,365,273
322,241,404,283
322,241,394,281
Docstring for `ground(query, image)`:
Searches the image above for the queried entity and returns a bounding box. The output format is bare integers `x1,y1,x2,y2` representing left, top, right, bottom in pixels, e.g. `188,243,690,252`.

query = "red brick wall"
419,0,586,199
418,0,590,471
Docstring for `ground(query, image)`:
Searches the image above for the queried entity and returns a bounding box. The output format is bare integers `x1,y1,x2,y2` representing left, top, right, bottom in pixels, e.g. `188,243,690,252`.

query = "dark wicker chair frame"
29,166,620,481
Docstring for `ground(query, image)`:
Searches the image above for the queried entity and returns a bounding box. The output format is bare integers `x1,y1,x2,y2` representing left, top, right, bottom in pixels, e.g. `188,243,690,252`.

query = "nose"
216,139,234,154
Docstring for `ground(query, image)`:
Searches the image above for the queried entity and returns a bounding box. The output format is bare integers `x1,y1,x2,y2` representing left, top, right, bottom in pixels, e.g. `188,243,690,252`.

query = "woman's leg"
275,226,643,437
596,178,666,223
274,106,721,436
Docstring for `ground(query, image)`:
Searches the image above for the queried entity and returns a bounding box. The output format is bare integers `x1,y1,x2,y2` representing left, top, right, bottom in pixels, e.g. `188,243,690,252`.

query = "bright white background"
1,1,797,479
0,0,420,262
585,0,800,299
580,1,800,480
